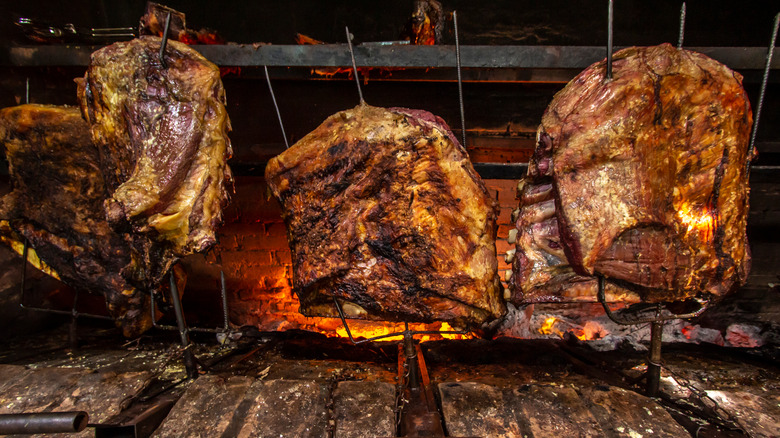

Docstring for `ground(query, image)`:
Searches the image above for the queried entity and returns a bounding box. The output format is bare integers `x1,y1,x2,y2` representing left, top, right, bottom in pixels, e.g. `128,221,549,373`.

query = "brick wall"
181,176,520,332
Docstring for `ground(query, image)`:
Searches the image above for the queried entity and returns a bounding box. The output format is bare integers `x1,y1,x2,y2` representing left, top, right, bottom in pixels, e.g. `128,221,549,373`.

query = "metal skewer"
453,11,467,148
264,65,289,149
25,77,29,104
677,2,686,49
159,12,172,68
747,12,780,173
606,0,614,80
345,26,365,104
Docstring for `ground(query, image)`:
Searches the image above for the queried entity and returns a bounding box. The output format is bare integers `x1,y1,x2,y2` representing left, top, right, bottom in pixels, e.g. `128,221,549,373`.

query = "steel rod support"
647,320,664,397
677,2,686,49
453,10,467,148
168,271,198,379
748,12,780,173
345,26,365,104
403,323,420,390
264,65,289,149
0,411,88,435
159,12,172,68
220,270,230,331
606,0,614,80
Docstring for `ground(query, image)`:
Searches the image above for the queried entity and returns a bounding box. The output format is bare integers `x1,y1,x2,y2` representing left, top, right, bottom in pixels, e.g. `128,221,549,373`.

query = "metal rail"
5,45,780,70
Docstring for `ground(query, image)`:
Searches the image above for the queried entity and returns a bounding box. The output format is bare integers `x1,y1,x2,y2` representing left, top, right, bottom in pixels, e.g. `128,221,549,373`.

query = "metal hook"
747,12,780,173
345,26,365,104
264,65,290,149
596,275,708,325
605,0,614,81
677,2,687,49
159,12,172,68
453,11,467,148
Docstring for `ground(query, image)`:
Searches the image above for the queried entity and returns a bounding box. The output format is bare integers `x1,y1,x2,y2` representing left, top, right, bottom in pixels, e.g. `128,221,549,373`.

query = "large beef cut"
266,104,505,327
508,44,752,304
0,104,153,336
77,35,233,282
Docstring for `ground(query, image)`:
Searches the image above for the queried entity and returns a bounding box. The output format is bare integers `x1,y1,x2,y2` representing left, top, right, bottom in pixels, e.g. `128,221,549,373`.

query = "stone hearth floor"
0,323,778,437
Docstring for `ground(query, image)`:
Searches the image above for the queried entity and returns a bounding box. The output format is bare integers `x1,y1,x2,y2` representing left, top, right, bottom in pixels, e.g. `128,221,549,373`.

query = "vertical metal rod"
403,322,420,390
264,65,290,149
646,313,664,397
19,239,28,308
748,12,780,173
345,26,365,104
169,271,198,379
159,12,172,68
25,78,29,104
69,290,79,350
333,297,358,344
220,270,229,331
606,0,614,80
453,11,467,148
677,2,686,49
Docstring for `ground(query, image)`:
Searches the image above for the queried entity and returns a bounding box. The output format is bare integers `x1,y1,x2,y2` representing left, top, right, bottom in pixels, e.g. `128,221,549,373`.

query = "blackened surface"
0,104,153,336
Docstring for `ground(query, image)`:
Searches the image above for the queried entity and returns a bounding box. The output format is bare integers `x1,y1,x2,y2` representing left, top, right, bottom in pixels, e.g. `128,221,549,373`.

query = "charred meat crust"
266,104,505,327
510,44,751,304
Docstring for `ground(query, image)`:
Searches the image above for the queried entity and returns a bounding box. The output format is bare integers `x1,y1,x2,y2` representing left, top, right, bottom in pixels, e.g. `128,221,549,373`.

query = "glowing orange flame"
539,316,560,336
335,321,468,342
251,280,471,342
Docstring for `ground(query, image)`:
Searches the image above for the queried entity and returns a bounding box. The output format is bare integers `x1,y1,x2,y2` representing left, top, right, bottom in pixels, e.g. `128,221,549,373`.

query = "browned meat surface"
0,104,152,336
509,44,752,303
77,35,233,276
266,104,505,327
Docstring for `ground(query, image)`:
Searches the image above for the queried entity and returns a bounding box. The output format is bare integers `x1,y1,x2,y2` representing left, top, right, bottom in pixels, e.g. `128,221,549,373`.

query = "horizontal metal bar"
3,45,779,70
0,411,88,434
229,161,780,181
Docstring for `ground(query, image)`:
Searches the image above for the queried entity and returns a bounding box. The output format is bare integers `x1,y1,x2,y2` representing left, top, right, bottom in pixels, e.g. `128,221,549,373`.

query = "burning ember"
335,321,469,342
539,316,561,336
537,316,605,341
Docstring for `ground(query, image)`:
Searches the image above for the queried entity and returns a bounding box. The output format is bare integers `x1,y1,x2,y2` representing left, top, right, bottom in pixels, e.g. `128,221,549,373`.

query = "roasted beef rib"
0,104,154,336
266,104,505,326
77,36,233,281
509,44,752,303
